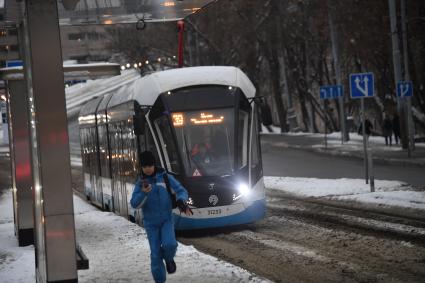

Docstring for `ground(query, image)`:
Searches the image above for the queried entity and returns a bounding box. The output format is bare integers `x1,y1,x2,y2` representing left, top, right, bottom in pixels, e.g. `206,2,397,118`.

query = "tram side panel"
106,101,140,219
91,125,104,208
97,93,114,211
109,122,125,216
131,108,163,226
124,118,139,221
78,96,105,209
97,123,113,211
79,128,91,199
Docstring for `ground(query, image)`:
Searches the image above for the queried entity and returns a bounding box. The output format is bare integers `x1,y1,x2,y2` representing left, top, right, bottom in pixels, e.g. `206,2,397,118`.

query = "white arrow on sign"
355,76,369,97
400,83,409,98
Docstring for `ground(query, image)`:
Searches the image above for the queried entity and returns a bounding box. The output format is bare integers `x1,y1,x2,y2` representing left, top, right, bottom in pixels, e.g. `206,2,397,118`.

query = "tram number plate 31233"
208,209,222,215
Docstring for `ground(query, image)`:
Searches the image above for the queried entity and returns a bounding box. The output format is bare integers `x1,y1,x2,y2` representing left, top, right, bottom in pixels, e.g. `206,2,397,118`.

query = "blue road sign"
349,73,374,99
319,85,343,100
396,81,413,98
6,60,23,68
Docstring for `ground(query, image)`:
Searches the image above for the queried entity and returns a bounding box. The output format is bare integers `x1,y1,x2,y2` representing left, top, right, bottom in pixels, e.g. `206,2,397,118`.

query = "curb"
274,142,425,168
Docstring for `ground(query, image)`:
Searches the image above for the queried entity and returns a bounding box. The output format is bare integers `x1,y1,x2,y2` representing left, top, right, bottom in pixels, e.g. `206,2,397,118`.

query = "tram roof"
107,66,256,109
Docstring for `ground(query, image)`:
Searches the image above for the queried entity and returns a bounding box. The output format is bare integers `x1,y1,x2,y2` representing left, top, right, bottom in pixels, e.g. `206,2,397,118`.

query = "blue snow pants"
145,219,178,283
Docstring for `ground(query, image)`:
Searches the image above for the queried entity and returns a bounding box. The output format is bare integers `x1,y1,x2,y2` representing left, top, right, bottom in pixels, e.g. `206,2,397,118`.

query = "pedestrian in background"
392,113,401,145
382,114,393,146
130,150,193,283
358,117,373,139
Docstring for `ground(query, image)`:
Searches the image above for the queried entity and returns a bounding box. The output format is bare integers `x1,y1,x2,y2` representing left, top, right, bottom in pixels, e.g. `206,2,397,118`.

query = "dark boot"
165,260,176,274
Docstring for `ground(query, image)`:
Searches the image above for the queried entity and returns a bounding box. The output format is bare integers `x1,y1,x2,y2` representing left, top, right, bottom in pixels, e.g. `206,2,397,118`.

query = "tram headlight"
237,183,250,196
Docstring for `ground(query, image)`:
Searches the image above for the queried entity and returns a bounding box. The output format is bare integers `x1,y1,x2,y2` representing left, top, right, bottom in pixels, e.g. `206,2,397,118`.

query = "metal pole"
401,0,415,154
328,0,348,143
388,0,409,151
324,102,328,149
177,20,185,68
6,79,34,246
23,0,78,281
367,140,375,192
361,98,368,184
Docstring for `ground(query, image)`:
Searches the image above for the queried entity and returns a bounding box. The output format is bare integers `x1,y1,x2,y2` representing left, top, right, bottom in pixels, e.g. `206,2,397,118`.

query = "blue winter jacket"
130,168,188,225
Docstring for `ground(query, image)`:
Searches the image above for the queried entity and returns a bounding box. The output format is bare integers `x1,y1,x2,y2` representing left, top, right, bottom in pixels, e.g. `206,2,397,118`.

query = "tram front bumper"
172,199,266,230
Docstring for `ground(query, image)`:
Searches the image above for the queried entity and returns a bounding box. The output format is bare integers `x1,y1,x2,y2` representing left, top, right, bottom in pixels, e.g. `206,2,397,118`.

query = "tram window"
128,124,138,181
122,121,134,181
125,121,138,182
172,109,235,177
251,109,260,167
80,129,89,173
154,115,180,173
109,123,119,179
91,127,98,175
237,110,249,169
138,123,161,168
98,125,108,178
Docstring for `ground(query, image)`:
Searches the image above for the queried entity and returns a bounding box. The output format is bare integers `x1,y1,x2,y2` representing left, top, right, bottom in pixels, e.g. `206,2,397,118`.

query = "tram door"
110,123,128,217
88,126,102,207
123,118,138,218
92,126,104,207
133,111,160,225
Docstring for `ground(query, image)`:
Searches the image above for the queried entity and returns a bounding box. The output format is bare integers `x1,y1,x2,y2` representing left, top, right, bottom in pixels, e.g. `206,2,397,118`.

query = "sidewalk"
261,130,425,167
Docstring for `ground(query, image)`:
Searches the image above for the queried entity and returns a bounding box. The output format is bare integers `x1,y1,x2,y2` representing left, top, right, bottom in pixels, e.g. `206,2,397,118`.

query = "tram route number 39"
208,209,222,215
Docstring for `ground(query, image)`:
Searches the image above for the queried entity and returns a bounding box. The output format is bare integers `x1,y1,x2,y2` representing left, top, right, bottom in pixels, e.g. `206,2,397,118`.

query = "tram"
78,66,269,230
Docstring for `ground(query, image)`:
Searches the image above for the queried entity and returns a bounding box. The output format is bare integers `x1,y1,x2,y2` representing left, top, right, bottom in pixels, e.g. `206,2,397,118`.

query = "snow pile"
0,190,269,283
265,176,425,210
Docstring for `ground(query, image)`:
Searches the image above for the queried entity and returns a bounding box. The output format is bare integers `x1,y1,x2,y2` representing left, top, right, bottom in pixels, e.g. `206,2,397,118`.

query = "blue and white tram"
78,66,267,230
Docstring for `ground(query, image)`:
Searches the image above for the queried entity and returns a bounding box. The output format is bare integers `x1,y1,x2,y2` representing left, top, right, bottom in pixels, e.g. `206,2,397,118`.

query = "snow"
0,191,35,283
1,175,424,281
65,69,140,117
0,190,269,283
261,129,425,150
265,176,425,210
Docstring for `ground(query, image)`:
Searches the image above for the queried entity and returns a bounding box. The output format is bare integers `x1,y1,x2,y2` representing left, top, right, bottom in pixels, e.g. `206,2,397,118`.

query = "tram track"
266,190,425,245
177,190,425,283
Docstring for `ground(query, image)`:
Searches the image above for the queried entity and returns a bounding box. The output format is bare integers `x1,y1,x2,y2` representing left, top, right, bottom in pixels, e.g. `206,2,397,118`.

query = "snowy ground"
265,176,425,211
262,125,425,149
0,190,269,283
2,176,425,282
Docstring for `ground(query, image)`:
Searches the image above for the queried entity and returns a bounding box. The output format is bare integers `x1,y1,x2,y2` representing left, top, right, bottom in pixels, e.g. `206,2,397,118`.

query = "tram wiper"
182,131,192,168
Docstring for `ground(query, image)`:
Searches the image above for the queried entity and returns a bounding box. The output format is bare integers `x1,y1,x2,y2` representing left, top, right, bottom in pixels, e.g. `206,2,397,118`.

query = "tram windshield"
172,109,236,177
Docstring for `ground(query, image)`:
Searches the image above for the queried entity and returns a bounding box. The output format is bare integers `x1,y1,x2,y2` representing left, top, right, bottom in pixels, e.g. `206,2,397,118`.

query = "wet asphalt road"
261,136,425,189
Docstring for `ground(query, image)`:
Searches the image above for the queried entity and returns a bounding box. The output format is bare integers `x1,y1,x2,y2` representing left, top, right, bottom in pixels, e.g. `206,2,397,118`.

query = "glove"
176,199,193,216
176,199,188,212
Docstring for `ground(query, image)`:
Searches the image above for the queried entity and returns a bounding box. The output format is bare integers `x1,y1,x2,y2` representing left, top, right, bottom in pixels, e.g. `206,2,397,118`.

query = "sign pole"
401,0,415,156
407,97,414,154
324,102,328,149
361,98,369,184
368,142,375,192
